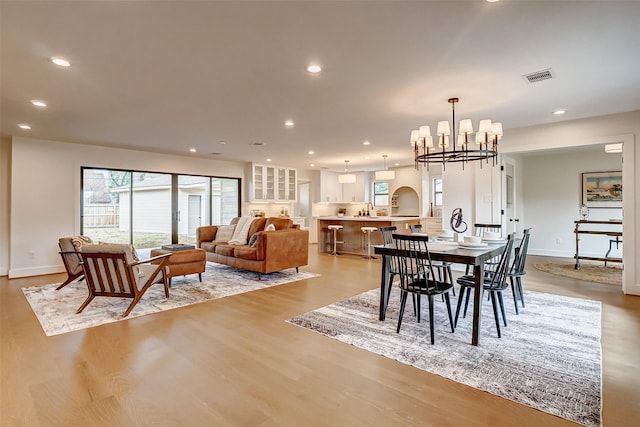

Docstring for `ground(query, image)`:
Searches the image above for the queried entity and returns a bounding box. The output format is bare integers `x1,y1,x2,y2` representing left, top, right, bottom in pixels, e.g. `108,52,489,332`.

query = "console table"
574,220,622,269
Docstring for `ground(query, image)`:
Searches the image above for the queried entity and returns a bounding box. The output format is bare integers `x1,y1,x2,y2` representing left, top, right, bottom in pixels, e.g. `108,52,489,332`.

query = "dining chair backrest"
484,233,516,291
409,224,423,233
379,226,397,245
392,233,437,290
474,223,502,237
511,228,531,275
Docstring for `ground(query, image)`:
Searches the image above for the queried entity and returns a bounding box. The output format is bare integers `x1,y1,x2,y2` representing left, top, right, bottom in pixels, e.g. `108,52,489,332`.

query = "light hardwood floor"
2,250,639,426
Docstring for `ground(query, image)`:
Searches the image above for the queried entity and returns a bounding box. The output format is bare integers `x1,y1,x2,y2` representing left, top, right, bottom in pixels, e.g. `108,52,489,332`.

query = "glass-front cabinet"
277,167,297,201
253,164,276,201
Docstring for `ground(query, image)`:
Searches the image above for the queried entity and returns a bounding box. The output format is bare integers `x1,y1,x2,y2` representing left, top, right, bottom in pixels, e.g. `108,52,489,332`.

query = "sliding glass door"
81,168,240,248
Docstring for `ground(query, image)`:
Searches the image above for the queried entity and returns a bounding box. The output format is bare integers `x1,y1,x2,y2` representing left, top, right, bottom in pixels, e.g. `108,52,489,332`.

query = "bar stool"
327,225,343,256
361,226,378,260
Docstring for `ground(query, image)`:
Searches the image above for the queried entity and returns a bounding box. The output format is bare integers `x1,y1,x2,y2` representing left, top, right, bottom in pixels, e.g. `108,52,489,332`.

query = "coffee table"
149,247,206,286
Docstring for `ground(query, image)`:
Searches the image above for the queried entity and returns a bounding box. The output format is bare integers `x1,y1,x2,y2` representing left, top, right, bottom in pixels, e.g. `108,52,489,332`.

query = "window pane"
374,181,388,194
131,172,172,249
212,178,240,225
374,195,389,206
82,169,130,244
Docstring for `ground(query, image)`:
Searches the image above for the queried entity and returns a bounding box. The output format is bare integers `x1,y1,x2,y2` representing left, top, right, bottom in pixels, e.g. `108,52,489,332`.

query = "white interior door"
501,158,518,235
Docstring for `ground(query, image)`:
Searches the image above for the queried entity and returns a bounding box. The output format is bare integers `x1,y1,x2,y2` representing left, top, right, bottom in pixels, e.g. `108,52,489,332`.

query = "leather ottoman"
150,248,206,286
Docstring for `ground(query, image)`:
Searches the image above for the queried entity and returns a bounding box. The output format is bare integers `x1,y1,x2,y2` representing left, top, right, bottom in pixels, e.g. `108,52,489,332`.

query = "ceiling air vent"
522,68,553,84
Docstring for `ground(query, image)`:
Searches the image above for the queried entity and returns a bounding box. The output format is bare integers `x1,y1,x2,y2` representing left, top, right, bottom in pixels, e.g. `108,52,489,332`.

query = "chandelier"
410,97,503,169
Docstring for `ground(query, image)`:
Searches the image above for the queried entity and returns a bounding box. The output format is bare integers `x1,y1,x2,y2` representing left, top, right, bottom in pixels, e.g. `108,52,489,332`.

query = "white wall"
0,138,11,276
521,147,622,258
503,110,639,295
8,137,245,278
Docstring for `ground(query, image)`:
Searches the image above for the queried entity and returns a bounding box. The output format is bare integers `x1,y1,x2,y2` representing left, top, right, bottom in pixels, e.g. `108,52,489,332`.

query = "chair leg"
444,292,455,333
517,277,525,308
454,287,467,328
416,294,421,323
428,295,435,344
497,291,507,326
76,294,95,314
463,288,472,318
510,277,519,315
56,272,84,290
446,265,455,296
397,291,408,333
489,292,502,338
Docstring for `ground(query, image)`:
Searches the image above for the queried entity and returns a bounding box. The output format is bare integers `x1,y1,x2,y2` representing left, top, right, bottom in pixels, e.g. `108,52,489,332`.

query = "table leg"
472,263,484,346
379,254,391,321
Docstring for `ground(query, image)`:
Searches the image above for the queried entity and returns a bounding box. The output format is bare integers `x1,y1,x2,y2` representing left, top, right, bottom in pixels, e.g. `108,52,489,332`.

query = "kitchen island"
316,216,420,256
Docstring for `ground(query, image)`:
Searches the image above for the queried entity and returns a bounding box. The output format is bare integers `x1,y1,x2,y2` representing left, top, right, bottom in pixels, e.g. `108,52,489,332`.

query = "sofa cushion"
200,242,218,252
234,246,257,260
248,217,267,236
215,245,235,257
214,224,236,242
265,217,293,230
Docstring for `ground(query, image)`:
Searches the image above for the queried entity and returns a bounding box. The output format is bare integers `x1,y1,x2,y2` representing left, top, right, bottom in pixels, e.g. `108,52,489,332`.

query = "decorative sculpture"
450,208,468,233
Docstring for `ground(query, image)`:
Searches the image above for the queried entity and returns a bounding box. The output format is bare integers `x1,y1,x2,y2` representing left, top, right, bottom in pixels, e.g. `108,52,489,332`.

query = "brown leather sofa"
196,217,309,278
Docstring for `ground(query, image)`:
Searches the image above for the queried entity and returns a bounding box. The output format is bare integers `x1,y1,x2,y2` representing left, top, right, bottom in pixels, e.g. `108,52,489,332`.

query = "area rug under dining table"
288,288,602,427
23,262,318,336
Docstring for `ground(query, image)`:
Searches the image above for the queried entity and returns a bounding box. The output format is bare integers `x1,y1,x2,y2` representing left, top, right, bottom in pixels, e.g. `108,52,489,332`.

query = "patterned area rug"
288,289,602,427
534,262,622,285
23,263,318,336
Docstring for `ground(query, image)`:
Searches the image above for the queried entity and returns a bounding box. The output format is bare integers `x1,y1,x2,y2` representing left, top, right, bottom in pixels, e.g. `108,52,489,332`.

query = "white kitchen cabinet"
317,171,342,203
252,164,276,202
277,167,297,202
341,173,367,203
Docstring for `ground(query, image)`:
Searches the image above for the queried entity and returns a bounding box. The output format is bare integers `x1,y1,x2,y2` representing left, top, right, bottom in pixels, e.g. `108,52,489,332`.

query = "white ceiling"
2,1,639,172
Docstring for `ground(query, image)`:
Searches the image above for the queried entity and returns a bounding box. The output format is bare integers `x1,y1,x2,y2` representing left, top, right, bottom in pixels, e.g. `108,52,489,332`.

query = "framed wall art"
581,171,622,208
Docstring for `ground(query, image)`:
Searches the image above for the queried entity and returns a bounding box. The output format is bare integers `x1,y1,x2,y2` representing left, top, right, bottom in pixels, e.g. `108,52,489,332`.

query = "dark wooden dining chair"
455,233,515,338
508,228,531,314
78,244,172,317
409,224,454,294
392,233,455,344
464,223,503,275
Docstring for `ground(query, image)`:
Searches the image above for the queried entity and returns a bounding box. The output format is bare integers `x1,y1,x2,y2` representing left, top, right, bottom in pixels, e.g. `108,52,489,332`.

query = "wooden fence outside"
84,204,119,228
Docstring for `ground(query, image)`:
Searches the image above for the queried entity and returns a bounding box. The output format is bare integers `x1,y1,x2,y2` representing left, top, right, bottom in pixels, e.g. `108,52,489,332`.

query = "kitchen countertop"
316,216,419,222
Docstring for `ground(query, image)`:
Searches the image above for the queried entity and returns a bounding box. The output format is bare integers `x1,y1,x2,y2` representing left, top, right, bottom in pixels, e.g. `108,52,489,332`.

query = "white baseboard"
0,265,7,276
8,264,64,279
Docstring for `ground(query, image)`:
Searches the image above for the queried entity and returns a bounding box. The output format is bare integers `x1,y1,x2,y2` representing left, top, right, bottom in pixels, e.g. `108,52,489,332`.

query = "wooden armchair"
77,244,172,317
57,236,93,290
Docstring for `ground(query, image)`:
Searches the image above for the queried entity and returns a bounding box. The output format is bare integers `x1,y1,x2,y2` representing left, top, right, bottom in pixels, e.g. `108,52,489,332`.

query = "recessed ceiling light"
189,148,197,153
308,150,314,155
364,156,369,160
310,163,315,167
18,123,31,130
266,158,272,162
306,64,322,74
31,100,47,107
50,57,71,67
219,140,226,145
486,0,500,3
395,163,400,166
284,120,294,127
363,141,371,145
552,109,566,115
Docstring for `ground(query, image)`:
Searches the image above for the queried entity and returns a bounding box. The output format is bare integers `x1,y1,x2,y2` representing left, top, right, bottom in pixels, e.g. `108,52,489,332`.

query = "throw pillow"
265,224,276,231
214,224,236,242
248,232,259,247
70,235,93,252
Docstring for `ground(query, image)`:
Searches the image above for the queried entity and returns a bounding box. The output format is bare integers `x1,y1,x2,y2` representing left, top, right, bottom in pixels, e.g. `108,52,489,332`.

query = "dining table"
374,238,508,346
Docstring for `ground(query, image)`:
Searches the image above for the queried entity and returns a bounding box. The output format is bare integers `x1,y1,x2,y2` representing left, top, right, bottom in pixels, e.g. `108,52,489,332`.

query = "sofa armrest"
196,225,218,247
255,229,309,265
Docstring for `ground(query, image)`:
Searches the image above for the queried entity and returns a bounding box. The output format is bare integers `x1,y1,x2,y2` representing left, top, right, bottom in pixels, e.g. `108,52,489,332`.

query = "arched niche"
391,186,419,216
